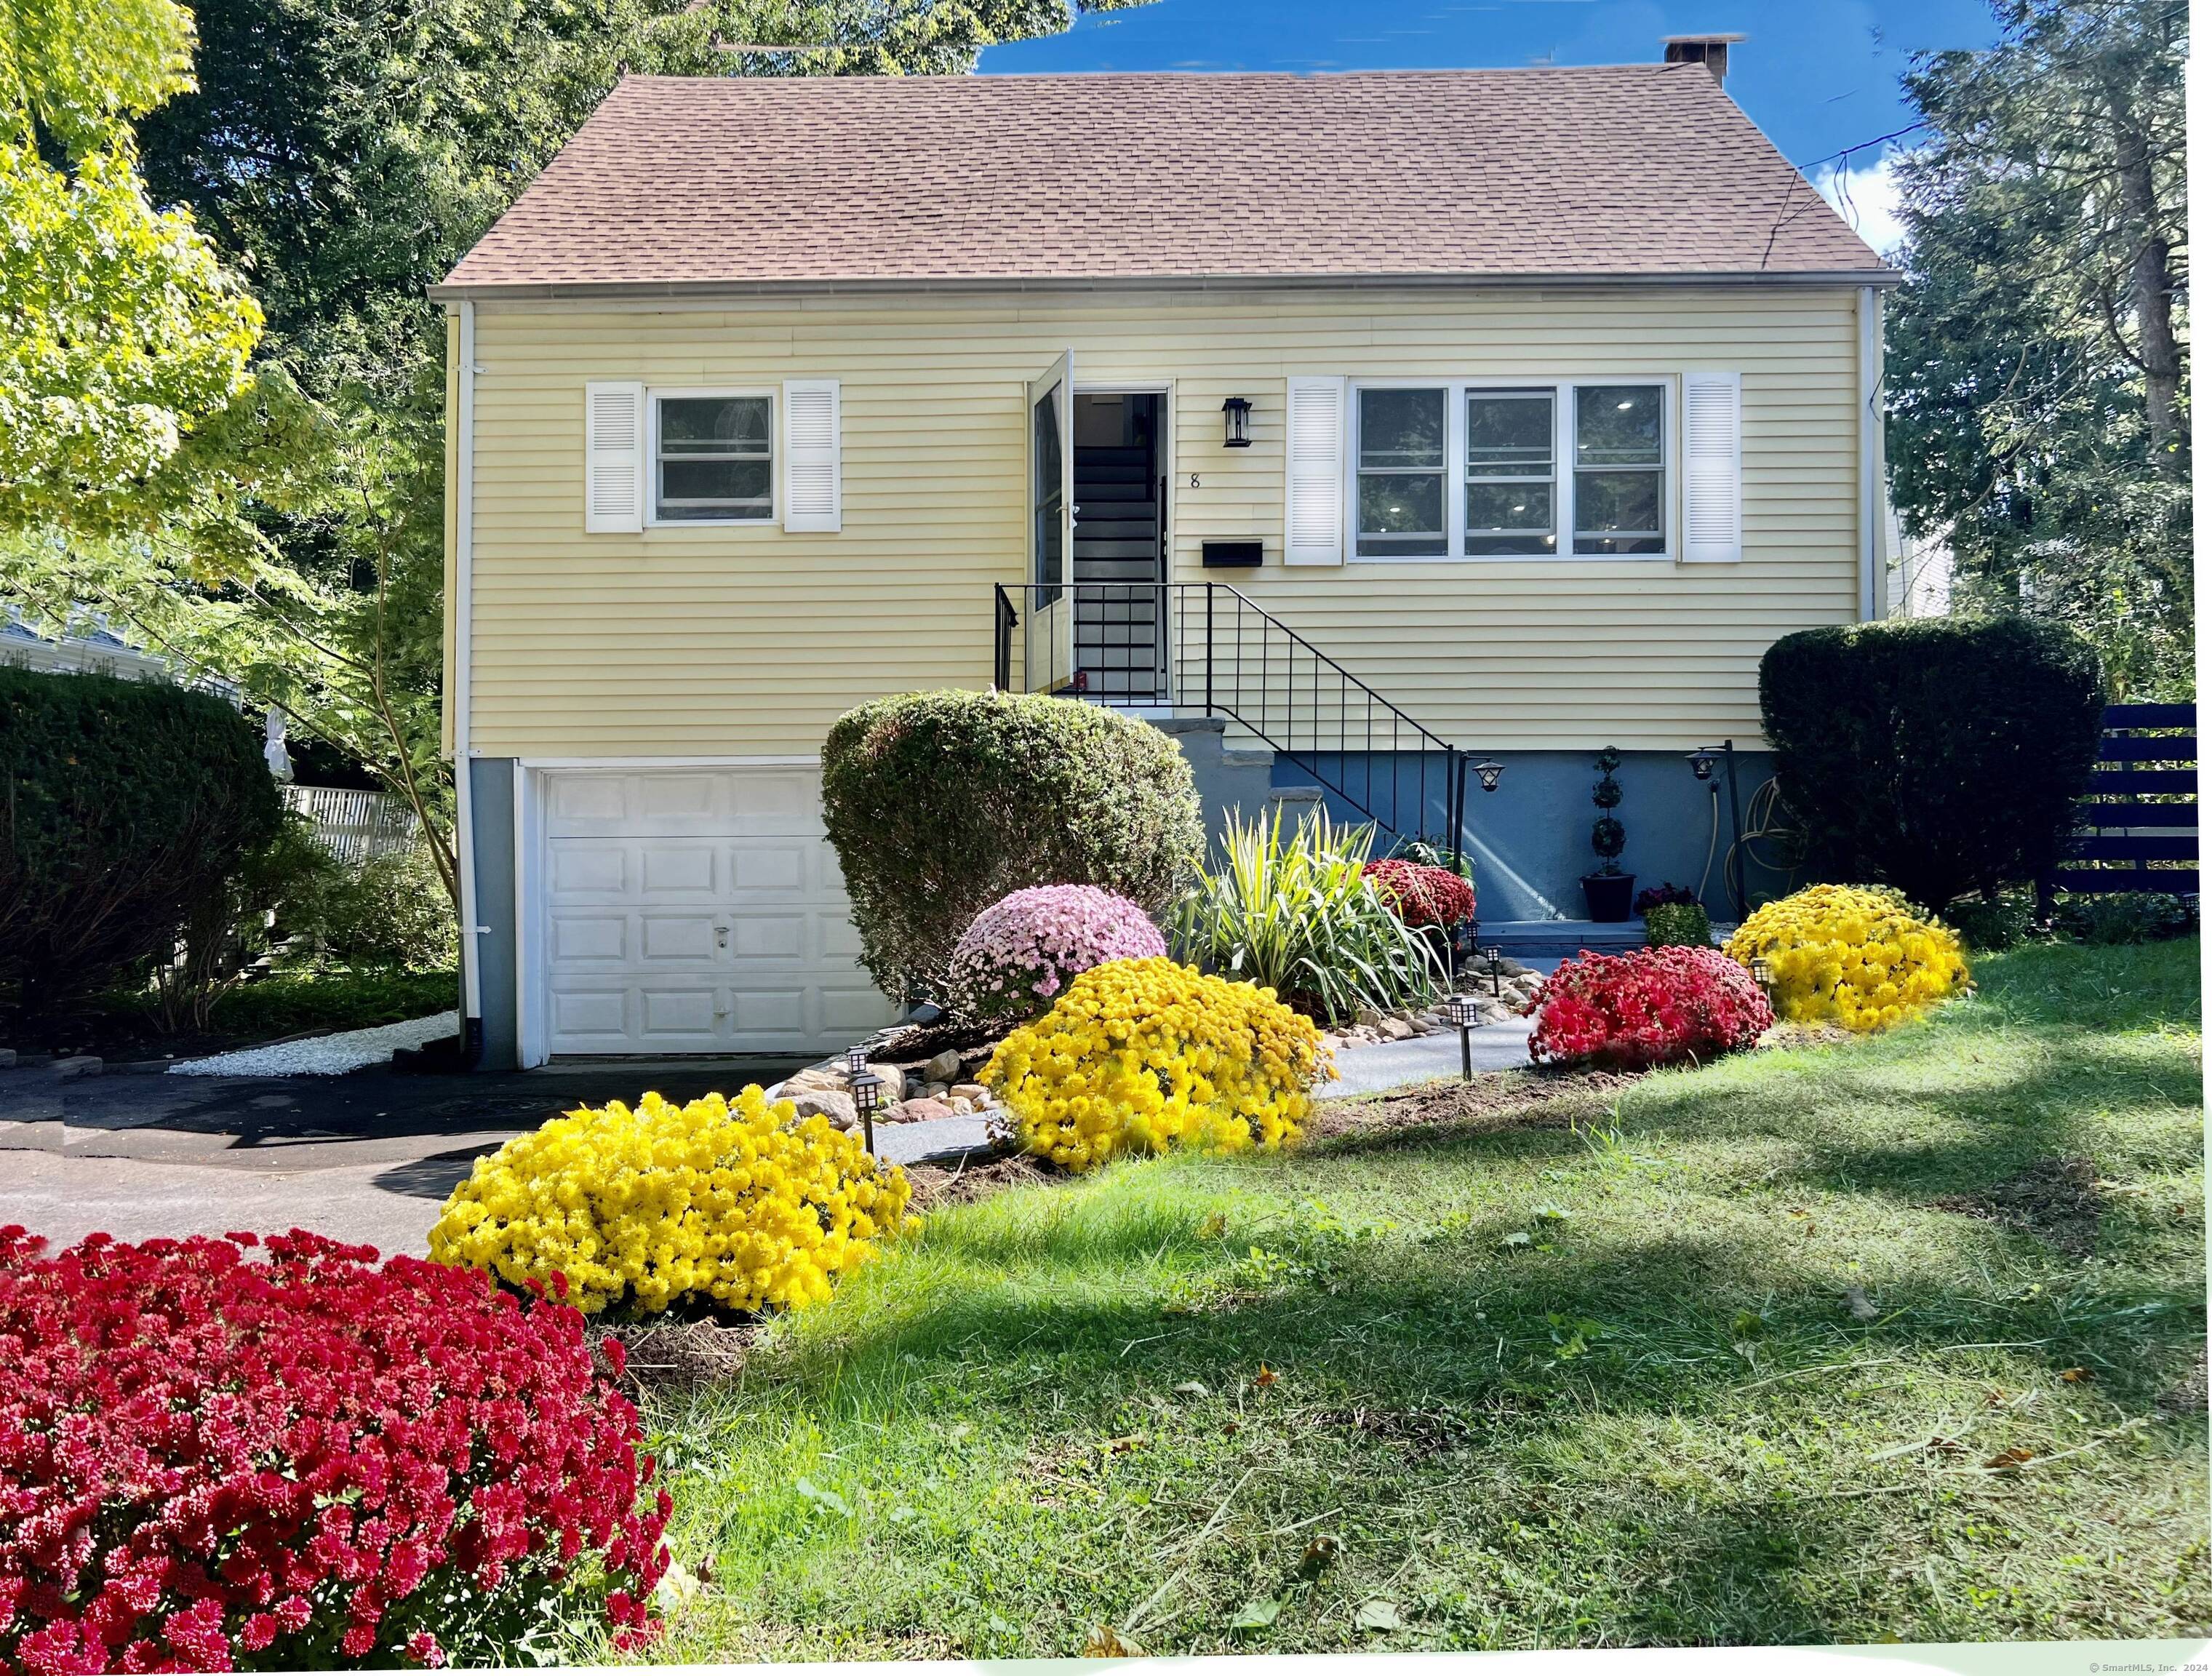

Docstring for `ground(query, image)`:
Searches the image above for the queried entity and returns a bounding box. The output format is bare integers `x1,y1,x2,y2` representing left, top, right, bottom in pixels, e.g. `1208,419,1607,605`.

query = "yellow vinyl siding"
458,286,1863,757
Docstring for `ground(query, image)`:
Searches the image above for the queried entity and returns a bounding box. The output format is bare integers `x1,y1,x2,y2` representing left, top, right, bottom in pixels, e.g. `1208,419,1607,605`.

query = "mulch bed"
874,1018,999,1064
596,1316,756,1396
903,1150,1057,1210
1308,1066,1646,1143
1929,1155,2104,1258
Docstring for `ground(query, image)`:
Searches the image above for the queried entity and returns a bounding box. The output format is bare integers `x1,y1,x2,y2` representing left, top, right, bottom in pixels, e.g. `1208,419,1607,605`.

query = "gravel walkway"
168,1013,458,1078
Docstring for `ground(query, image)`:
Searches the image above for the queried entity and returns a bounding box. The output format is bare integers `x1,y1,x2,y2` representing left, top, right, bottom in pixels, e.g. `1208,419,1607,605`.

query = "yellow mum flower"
983,957,1333,1173
1723,883,1969,1033
427,1085,914,1316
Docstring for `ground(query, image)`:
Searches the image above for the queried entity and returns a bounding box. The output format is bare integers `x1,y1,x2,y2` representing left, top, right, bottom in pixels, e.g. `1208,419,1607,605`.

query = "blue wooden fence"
2046,702,2198,898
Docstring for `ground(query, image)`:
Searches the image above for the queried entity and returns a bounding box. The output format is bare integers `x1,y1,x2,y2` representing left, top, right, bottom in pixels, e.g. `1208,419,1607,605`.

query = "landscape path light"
1480,944,1505,997
1445,991,1483,1082
851,1068,884,1154
1749,955,1776,1007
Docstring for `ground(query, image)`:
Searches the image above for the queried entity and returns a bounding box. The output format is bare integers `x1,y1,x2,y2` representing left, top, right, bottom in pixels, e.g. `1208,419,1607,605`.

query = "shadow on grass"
761,1205,2207,1427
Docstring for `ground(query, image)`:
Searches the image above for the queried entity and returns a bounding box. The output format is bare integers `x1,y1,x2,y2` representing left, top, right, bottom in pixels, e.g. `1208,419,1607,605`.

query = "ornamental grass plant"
1725,883,1971,1031
1170,810,1446,1025
0,1227,668,1674
430,1088,913,1317
983,957,1330,1173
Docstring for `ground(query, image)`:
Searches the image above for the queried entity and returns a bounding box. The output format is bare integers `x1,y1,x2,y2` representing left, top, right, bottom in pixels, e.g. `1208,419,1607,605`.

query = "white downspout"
1858,285,1884,622
455,300,485,1040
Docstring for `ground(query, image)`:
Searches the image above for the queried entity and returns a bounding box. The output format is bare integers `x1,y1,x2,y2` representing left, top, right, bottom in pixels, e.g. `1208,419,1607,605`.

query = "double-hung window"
1464,388,1557,556
652,392,773,523
1351,379,1670,559
1354,387,1448,557
1573,385,1666,554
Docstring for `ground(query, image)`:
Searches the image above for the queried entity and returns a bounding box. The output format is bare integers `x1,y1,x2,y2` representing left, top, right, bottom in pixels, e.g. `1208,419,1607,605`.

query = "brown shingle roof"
439,68,1891,294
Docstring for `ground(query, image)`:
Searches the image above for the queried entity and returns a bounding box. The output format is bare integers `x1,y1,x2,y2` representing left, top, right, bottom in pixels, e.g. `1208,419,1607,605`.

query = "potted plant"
1581,746,1635,921
1634,882,1713,948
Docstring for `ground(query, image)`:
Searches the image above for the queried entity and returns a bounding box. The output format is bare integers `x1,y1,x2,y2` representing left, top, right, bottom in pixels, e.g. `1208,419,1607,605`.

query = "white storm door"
538,766,895,1055
1026,351,1077,692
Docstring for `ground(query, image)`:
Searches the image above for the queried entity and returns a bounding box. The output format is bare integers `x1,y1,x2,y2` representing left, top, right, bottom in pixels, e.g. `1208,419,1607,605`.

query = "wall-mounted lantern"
1221,396,1253,449
1472,759,1506,793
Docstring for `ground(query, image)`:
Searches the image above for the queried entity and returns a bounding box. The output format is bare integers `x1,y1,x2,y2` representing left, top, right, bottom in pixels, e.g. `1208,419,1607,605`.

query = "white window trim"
645,386,779,530
1346,376,1680,564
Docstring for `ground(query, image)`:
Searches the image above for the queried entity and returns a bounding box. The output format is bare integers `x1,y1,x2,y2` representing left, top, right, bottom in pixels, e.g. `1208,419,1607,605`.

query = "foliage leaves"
1885,0,2190,695
1759,615,2106,910
0,664,282,1019
821,690,1202,998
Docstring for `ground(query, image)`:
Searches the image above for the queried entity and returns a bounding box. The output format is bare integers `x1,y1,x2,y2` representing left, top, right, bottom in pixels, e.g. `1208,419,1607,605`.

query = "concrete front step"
1479,919,1737,964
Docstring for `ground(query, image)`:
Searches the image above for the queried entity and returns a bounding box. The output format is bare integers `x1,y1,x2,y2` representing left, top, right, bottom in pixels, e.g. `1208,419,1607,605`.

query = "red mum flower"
1528,946,1773,1070
1362,860,1476,929
0,1231,668,1673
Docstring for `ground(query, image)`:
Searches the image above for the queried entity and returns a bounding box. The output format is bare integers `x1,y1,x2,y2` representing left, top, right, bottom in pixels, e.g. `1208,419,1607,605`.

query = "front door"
1026,351,1076,692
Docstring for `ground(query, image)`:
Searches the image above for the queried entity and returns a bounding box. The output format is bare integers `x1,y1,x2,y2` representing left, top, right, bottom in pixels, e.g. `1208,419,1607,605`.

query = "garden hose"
1696,781,1721,906
1727,778,1802,909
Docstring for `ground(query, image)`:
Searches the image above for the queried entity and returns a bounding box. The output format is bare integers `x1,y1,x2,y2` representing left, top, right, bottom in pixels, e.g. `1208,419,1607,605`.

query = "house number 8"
1189,473,1201,488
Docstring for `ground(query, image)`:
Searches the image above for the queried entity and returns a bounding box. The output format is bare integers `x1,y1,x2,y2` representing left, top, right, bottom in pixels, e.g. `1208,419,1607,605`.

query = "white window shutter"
1283,375,1346,565
783,379,842,532
1682,371,1743,563
583,380,644,533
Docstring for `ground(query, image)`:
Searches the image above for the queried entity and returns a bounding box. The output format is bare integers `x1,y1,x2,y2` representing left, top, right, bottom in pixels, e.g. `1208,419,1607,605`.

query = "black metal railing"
993,581,1477,856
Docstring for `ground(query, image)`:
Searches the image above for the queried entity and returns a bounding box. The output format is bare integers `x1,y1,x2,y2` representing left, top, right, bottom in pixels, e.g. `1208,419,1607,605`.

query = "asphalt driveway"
0,1055,807,1256
0,1016,1536,1258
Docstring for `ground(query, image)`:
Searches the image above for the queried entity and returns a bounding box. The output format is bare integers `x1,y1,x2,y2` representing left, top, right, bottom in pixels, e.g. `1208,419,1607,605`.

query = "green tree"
0,0,261,532
5,0,1144,911
1884,0,2189,696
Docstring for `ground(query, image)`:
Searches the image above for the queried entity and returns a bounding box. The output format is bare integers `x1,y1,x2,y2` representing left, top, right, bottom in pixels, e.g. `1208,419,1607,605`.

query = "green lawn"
621,940,2208,1658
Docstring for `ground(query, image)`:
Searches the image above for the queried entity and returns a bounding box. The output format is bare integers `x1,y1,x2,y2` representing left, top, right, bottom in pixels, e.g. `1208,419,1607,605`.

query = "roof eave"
431,267,1904,304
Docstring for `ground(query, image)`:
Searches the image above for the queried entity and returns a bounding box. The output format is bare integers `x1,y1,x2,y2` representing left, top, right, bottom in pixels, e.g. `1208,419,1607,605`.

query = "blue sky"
980,1,2008,252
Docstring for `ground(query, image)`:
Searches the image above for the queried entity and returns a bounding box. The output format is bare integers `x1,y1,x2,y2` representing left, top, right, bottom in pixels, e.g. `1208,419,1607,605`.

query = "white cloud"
1816,153,1909,259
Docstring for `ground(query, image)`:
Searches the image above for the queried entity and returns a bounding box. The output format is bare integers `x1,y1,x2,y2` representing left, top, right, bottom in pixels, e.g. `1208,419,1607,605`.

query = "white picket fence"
284,784,420,863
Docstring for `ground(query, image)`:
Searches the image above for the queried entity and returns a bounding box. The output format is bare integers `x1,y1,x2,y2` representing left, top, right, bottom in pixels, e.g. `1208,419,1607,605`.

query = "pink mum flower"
945,886,1167,1029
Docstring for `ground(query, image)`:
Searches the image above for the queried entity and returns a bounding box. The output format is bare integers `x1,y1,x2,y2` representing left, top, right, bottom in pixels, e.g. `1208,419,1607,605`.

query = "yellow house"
437,50,1896,1068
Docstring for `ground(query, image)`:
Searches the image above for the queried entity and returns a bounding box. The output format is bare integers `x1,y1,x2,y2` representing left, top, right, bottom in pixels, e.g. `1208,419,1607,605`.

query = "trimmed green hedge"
821,690,1202,997
0,666,282,1018
1760,617,2104,911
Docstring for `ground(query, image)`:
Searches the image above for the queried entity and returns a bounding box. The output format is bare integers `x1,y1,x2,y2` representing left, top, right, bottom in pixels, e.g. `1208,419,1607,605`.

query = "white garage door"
538,767,895,1056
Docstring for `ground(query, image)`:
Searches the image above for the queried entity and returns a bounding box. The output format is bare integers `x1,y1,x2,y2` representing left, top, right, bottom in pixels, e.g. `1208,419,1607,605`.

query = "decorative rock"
950,1096,975,1114
52,1055,101,1080
899,1096,955,1123
951,1081,991,1105
925,1082,952,1100
782,1066,847,1096
1380,1018,1416,1042
903,1071,929,1100
923,1048,964,1085
784,1090,858,1128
